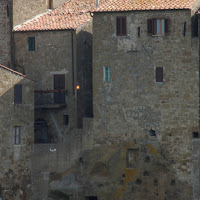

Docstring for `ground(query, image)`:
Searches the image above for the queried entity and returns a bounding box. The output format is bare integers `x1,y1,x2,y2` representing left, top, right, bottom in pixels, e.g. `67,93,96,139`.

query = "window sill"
155,81,165,85
152,34,165,37
116,35,130,39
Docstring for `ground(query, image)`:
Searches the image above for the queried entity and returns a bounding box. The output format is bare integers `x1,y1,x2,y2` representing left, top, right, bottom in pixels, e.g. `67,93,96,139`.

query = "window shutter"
147,19,153,35
28,37,35,51
156,67,163,82
116,17,121,35
14,84,22,104
138,27,140,37
122,17,127,35
165,19,170,35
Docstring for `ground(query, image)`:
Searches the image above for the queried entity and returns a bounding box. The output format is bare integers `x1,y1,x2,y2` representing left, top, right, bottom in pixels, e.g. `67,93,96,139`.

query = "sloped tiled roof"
0,64,35,81
93,0,198,12
14,0,96,32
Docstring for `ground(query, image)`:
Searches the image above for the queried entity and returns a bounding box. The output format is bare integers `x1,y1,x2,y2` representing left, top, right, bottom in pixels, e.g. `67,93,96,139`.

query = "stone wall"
0,68,34,200
90,9,199,200
13,0,48,26
0,0,12,67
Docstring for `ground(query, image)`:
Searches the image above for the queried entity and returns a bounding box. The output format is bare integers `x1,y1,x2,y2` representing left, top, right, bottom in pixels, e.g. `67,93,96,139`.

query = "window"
155,67,163,82
28,37,35,51
104,67,111,82
85,197,98,200
54,74,65,104
14,127,20,145
64,115,69,125
116,16,127,36
148,19,169,36
14,84,22,104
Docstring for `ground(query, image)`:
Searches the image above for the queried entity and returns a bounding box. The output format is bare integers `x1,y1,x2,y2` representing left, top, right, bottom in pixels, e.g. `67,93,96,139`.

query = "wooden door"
54,74,65,104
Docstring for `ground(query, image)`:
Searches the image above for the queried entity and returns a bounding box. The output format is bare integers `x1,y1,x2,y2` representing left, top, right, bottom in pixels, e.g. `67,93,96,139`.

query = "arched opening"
34,119,49,143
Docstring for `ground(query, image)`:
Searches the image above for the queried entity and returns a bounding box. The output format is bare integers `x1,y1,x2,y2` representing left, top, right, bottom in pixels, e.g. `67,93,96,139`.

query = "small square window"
64,115,69,125
193,132,198,138
104,67,111,82
116,16,127,36
28,37,35,51
14,127,20,145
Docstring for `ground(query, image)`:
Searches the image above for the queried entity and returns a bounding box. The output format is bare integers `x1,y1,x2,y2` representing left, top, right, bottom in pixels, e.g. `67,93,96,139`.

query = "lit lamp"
76,84,80,90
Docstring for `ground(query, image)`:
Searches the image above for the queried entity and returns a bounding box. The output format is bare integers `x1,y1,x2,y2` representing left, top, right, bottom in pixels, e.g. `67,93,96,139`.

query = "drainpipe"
71,30,75,95
10,0,14,68
199,14,200,130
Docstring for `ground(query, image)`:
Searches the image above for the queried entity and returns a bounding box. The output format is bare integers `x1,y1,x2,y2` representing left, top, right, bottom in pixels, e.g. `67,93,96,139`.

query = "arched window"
34,119,48,143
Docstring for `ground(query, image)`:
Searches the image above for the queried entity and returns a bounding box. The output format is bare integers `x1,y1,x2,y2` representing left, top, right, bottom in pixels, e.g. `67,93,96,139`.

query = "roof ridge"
13,10,52,31
0,64,35,82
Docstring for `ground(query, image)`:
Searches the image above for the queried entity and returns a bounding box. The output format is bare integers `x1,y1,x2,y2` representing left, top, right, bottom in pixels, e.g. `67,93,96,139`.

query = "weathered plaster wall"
0,0,12,67
0,68,34,199
90,9,199,200
14,30,77,140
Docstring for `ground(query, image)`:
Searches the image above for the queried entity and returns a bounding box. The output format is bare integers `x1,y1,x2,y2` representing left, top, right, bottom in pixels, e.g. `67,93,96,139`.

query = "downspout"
10,0,14,68
71,30,75,95
199,14,200,130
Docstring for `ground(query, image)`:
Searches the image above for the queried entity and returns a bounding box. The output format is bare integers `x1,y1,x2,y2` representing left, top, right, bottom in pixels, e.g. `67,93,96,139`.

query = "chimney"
96,0,100,7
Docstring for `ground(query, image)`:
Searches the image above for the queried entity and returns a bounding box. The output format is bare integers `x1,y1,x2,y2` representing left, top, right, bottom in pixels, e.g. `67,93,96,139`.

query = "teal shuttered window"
28,37,35,51
104,67,111,82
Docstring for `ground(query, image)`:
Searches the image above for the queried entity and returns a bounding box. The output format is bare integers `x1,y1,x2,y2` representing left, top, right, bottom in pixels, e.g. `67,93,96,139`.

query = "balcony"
34,89,67,109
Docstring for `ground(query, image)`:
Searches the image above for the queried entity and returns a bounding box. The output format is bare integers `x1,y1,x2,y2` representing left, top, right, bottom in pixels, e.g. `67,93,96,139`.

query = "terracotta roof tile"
0,64,35,81
93,0,198,12
14,0,199,32
14,0,97,32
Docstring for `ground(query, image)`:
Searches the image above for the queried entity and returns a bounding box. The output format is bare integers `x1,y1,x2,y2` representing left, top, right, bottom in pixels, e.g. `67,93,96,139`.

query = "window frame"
116,16,127,36
103,66,111,82
153,19,165,36
14,126,21,145
28,37,35,51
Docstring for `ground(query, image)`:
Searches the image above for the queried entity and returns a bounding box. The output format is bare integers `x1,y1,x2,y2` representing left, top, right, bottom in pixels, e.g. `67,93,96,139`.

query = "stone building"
0,0,200,199
13,0,94,143
0,64,34,199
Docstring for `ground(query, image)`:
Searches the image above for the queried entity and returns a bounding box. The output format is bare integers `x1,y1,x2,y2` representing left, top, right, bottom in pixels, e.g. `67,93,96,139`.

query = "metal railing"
34,89,67,107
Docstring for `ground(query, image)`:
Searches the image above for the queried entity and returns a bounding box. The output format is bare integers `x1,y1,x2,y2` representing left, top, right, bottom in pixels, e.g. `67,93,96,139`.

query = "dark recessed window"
148,19,169,36
156,67,163,82
28,37,35,51
116,16,127,36
14,84,22,104
85,197,98,200
64,115,69,125
193,132,198,138
149,129,156,136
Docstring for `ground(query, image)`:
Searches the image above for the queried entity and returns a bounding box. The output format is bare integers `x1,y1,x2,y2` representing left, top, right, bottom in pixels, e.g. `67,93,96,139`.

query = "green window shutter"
104,67,111,82
28,37,35,51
